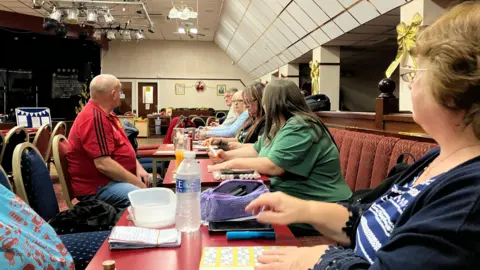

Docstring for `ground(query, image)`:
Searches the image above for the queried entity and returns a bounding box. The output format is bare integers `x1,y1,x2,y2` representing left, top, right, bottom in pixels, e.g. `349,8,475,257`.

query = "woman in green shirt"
208,79,352,235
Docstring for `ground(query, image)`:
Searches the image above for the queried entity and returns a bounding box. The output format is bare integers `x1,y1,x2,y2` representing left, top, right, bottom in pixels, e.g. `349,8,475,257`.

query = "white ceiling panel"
276,0,291,8
310,28,329,45
288,45,303,58
223,1,245,26
273,19,298,43
280,9,307,38
334,11,360,32
321,21,344,39
261,0,284,15
265,27,289,50
369,0,407,14
226,46,243,62
337,0,357,8
295,0,330,26
349,1,381,25
286,2,317,32
244,10,267,34
283,50,296,61
302,35,320,49
278,54,289,64
314,0,345,18
251,0,277,22
294,40,310,55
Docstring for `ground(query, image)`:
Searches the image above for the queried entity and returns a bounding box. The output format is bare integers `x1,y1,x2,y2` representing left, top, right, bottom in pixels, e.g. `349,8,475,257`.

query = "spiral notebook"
108,226,182,249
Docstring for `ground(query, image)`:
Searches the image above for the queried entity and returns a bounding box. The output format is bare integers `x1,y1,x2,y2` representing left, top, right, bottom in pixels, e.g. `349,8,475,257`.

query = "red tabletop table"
163,159,270,188
150,144,210,187
86,212,299,270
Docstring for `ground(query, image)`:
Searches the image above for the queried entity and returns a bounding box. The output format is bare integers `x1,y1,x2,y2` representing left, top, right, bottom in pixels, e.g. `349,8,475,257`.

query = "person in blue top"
245,2,480,269
206,90,249,138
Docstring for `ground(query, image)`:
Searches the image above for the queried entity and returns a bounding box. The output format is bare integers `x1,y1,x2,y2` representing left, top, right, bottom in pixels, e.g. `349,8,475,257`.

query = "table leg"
152,158,157,187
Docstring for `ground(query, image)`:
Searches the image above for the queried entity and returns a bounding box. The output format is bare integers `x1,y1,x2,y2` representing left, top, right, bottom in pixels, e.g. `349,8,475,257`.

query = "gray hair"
226,87,238,94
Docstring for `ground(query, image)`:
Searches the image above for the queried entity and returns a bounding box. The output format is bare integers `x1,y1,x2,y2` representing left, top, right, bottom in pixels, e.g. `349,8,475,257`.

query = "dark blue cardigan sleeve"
314,171,480,270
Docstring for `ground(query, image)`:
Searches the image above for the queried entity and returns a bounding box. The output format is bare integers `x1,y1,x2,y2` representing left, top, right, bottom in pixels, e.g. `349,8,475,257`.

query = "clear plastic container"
128,188,176,228
175,151,202,232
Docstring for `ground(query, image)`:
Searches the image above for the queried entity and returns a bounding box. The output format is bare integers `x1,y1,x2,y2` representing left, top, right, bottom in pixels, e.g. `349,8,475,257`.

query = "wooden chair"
191,116,206,127
32,123,52,162
48,121,67,166
206,116,217,126
52,135,74,209
2,126,27,174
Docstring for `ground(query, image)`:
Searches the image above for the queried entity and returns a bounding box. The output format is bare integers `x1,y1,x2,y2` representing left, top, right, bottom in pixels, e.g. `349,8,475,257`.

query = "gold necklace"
414,144,480,185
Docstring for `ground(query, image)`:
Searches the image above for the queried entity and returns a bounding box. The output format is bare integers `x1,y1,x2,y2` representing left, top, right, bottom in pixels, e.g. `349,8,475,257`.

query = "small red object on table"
163,159,270,188
86,212,299,270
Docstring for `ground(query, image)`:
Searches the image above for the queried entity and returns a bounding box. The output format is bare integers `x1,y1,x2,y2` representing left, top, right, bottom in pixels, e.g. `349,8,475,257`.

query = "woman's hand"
245,192,311,225
208,160,233,172
208,149,227,163
255,246,329,270
204,137,223,146
228,142,242,150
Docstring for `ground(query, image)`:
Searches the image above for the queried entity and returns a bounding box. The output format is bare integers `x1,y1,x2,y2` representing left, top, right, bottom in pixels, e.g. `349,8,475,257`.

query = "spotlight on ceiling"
106,30,116,40
55,23,67,37
179,7,190,20
168,7,179,18
104,10,115,24
66,8,79,24
121,30,131,41
148,25,154,33
85,10,97,24
93,29,102,40
190,28,198,34
43,18,57,31
135,30,145,40
49,7,62,22
178,28,185,34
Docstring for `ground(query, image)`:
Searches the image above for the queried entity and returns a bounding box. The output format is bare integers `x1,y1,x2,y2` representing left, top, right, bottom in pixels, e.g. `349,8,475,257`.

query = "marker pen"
226,231,276,241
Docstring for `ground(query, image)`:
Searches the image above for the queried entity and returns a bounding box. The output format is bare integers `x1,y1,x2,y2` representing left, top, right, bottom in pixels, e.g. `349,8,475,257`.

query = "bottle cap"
102,260,116,270
183,151,196,159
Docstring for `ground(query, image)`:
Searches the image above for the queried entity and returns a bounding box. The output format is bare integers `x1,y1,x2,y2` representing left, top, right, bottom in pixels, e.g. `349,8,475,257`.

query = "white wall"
101,40,253,110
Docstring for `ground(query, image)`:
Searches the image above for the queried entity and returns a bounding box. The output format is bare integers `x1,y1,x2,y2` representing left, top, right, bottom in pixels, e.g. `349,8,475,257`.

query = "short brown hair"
415,1,480,138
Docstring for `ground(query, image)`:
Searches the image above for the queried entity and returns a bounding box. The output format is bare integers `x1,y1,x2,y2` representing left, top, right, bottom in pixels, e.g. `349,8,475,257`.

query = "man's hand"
136,166,152,187
255,246,328,270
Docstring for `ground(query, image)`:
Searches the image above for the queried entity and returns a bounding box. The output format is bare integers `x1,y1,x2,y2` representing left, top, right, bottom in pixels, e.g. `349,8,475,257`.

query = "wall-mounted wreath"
195,81,206,92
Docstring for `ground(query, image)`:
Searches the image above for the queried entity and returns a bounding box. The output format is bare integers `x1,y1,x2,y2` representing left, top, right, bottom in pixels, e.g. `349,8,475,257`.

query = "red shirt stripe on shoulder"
93,109,110,156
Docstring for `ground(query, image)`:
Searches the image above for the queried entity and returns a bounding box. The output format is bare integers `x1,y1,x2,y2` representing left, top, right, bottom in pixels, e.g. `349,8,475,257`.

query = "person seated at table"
205,82,266,150
206,90,249,138
245,3,480,269
209,79,352,236
68,74,151,209
210,87,239,127
0,184,74,269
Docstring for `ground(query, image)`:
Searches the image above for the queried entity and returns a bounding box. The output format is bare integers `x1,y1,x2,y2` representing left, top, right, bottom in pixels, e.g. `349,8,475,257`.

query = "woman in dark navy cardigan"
246,2,480,270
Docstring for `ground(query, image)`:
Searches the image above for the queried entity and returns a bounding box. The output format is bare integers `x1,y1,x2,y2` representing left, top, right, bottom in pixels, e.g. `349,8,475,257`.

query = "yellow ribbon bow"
309,60,320,95
385,13,423,78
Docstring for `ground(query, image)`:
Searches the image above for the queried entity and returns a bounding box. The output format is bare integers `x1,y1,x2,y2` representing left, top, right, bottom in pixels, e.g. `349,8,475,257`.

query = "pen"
226,231,276,240
206,140,218,157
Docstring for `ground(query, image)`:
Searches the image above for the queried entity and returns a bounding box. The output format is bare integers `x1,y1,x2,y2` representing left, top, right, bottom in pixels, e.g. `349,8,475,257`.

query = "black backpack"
349,153,416,204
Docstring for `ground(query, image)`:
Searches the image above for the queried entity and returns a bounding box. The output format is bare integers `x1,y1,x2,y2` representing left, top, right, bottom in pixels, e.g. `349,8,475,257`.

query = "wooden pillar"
375,78,399,130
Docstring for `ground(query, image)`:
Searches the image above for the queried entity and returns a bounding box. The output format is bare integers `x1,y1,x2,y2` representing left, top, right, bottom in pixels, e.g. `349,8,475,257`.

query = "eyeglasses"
232,99,244,104
400,66,428,82
244,98,257,106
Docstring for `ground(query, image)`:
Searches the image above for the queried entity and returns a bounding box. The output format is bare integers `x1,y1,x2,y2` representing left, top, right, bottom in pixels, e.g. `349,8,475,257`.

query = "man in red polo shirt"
67,74,151,208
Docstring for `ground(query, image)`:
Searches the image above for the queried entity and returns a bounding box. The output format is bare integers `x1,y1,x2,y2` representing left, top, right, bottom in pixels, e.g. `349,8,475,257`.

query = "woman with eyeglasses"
206,90,249,138
205,82,266,150
208,79,352,236
243,3,480,270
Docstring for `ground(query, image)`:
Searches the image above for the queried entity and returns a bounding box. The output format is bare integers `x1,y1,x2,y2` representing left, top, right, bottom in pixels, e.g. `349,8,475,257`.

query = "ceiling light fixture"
85,10,98,24
49,7,62,22
168,7,179,18
178,28,185,34
135,30,145,40
93,29,102,40
122,30,131,41
168,5,197,20
106,30,116,40
190,28,198,34
66,8,79,24
148,24,154,33
104,10,115,24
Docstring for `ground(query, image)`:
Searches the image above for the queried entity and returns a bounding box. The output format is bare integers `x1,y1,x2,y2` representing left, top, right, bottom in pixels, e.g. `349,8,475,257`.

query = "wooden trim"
326,124,435,143
383,114,417,123
319,63,340,66
117,77,246,87
316,111,375,120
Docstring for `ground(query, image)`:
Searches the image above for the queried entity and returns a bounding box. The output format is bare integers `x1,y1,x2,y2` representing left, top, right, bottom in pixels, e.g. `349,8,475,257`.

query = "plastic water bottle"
175,151,201,232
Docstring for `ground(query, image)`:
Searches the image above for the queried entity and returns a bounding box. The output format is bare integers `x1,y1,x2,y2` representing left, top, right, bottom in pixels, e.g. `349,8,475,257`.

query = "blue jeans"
78,181,140,209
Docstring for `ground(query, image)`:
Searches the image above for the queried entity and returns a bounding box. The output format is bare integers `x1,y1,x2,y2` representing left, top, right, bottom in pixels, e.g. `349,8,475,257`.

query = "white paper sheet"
17,115,28,127
146,104,150,110
120,92,126,99
143,86,153,104
41,117,50,125
31,117,41,128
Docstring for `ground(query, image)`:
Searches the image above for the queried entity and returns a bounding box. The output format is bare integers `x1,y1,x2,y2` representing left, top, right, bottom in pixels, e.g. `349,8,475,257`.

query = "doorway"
137,82,158,118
